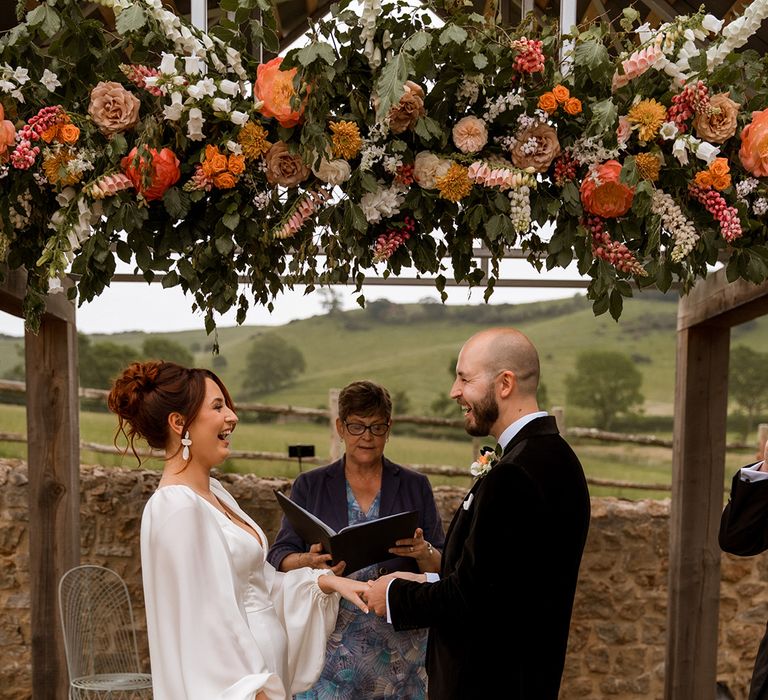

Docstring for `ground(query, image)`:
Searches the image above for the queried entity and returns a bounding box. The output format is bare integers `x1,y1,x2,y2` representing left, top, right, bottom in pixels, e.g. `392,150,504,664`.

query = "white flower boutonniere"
470,445,499,479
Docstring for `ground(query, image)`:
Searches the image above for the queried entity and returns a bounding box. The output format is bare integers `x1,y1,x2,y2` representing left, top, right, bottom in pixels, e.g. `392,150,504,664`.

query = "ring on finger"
426,543,433,555
410,546,414,552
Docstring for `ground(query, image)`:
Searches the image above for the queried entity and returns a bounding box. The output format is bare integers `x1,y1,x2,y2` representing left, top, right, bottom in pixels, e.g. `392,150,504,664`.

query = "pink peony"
452,116,488,154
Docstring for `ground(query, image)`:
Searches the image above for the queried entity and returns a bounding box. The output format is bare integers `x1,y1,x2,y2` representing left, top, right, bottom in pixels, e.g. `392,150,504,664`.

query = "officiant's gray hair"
474,328,540,397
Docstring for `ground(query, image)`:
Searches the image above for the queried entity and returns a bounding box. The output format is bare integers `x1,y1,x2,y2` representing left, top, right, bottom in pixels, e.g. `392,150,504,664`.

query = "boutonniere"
470,445,499,479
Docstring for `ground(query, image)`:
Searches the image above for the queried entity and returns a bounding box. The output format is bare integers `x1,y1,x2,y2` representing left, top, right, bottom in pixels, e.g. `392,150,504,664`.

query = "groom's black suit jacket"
388,416,590,700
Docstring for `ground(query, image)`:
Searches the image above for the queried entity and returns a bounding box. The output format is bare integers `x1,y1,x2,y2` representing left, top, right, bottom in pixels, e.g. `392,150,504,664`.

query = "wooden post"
551,406,565,435
328,388,341,462
664,322,730,700
26,313,80,699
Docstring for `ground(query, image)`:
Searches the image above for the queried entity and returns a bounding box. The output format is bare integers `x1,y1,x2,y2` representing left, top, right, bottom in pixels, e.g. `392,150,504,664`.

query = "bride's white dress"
140,478,339,700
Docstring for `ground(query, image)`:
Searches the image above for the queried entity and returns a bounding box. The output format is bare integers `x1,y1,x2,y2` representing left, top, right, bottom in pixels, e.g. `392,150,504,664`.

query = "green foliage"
242,334,306,395
565,350,644,430
142,337,194,366
728,346,768,439
78,334,139,390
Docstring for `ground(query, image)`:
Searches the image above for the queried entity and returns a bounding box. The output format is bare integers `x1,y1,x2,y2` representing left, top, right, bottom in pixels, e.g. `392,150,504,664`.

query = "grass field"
0,403,753,500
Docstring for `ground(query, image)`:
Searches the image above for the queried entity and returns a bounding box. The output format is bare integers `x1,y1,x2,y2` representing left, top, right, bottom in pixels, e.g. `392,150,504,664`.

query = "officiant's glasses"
344,421,390,436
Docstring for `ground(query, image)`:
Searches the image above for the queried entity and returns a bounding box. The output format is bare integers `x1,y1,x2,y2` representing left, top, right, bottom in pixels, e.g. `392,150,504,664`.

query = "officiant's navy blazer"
268,456,445,575
388,415,590,700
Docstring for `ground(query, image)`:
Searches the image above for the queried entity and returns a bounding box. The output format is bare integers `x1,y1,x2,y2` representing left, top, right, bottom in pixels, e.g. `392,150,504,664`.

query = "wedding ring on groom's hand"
426,543,433,555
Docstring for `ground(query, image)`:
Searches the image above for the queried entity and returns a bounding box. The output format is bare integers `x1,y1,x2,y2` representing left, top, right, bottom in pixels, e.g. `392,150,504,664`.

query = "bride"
108,361,369,700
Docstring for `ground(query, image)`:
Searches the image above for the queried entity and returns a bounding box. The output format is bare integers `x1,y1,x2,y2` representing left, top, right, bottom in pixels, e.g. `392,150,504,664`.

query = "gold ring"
410,546,414,552
427,543,433,554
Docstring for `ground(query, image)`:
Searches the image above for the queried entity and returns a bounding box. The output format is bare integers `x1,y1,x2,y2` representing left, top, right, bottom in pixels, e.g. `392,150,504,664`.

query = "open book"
274,490,419,575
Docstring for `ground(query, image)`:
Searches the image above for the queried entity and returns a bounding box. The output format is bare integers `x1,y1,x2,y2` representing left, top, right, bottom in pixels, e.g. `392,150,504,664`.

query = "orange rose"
580,160,635,218
213,171,237,189
121,146,181,201
254,57,305,129
228,154,245,175
694,170,713,188
0,104,16,161
538,92,558,114
711,174,731,191
564,97,582,116
709,157,730,178
740,109,768,177
58,123,80,145
41,125,58,143
552,84,570,103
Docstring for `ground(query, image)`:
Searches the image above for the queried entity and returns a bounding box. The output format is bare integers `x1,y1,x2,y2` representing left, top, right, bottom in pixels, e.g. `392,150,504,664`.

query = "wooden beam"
0,267,75,324
678,268,768,330
26,313,80,699
664,322,730,700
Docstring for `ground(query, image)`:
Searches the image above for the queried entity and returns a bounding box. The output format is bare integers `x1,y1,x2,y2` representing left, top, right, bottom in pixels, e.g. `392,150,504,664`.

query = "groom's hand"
366,575,394,616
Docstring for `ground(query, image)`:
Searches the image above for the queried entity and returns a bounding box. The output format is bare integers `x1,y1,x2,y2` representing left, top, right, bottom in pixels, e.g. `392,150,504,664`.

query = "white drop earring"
181,431,192,460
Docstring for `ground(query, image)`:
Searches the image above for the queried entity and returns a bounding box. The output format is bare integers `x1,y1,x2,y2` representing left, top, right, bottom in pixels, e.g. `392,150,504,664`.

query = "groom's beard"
464,386,499,437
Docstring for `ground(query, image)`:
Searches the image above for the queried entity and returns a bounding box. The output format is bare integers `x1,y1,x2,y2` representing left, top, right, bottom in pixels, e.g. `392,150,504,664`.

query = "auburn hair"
107,361,234,465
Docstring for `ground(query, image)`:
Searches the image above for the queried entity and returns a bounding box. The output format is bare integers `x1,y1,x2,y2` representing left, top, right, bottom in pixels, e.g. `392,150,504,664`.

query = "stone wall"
1,458,766,699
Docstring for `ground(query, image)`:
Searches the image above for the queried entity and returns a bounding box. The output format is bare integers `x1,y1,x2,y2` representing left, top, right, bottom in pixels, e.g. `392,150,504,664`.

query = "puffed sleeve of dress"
141,486,286,700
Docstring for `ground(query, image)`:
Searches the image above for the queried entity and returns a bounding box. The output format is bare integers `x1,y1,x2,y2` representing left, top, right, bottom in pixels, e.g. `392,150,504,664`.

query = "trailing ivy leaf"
162,270,179,288
163,188,190,220
608,289,623,320
574,40,609,73
222,213,240,230
375,53,411,120
215,235,234,256
115,4,146,34
592,292,609,315
591,98,617,134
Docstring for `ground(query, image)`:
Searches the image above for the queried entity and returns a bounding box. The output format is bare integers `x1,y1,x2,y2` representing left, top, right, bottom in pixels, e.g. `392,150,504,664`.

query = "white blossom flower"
13,67,29,84
696,141,720,165
212,97,231,113
226,141,242,155
47,277,63,295
40,69,61,92
163,92,184,121
359,183,406,225
672,137,689,165
187,77,216,99
230,110,249,126
702,14,724,33
659,121,679,140
184,55,205,75
313,158,352,185
160,53,178,75
218,79,239,96
187,107,205,140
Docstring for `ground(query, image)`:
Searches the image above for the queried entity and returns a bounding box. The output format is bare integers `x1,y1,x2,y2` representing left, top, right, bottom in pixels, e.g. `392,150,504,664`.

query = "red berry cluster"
553,151,579,187
10,105,64,169
512,38,545,74
120,64,163,97
372,216,416,262
667,81,710,133
395,163,415,186
586,216,645,275
688,185,742,242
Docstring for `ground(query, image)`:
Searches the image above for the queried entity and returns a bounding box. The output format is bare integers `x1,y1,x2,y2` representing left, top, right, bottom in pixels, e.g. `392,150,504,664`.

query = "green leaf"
162,270,179,288
439,24,468,46
473,54,489,70
591,98,617,133
403,31,430,53
375,53,411,120
222,213,240,230
40,6,61,37
115,4,147,34
574,40,609,72
608,289,623,320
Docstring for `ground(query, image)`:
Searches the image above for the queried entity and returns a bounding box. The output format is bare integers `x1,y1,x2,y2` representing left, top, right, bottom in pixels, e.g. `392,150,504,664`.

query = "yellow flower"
42,149,82,186
436,163,472,202
635,152,660,181
627,99,666,143
329,121,362,160
237,122,272,160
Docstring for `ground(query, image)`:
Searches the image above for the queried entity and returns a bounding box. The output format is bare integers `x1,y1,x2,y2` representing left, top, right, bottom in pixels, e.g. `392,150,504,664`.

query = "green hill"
5,292,768,422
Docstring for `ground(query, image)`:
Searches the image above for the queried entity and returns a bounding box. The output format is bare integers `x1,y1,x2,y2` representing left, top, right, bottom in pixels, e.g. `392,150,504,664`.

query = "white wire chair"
58,565,153,699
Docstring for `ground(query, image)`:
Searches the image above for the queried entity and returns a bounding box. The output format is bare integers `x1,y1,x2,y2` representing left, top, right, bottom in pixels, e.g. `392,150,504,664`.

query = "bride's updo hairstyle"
107,360,234,464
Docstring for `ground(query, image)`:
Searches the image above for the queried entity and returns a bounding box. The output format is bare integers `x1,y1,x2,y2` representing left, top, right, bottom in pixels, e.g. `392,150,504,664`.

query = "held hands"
317,574,370,613
366,571,427,617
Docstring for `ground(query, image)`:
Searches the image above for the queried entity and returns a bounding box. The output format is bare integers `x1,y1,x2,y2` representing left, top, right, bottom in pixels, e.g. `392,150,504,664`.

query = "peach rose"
0,104,16,161
452,116,488,154
413,151,451,189
59,123,80,145
388,81,425,134
692,92,740,144
739,108,768,177
616,116,632,146
88,81,141,135
564,97,582,116
552,84,570,104
121,146,181,201
255,57,305,129
509,123,561,173
580,160,635,218
538,92,558,114
264,141,310,187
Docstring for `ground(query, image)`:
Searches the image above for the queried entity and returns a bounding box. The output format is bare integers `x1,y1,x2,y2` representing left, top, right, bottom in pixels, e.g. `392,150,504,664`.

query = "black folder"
274,490,418,575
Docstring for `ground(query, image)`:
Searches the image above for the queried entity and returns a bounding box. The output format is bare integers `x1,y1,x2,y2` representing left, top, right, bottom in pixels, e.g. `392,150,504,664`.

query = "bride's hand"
318,574,370,613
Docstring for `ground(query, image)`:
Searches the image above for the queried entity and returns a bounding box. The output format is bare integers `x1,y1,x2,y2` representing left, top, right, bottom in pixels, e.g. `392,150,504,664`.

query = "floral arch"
0,0,767,333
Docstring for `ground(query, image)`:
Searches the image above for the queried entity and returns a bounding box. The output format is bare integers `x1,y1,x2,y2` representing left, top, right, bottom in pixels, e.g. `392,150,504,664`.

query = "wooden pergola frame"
4,262,768,699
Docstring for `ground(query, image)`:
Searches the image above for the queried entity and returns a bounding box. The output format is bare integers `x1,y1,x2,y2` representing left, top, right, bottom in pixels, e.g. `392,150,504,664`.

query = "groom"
367,328,591,699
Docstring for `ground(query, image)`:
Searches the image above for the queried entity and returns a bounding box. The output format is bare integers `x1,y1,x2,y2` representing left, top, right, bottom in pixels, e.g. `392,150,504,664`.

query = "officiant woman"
268,380,444,699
